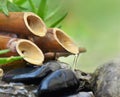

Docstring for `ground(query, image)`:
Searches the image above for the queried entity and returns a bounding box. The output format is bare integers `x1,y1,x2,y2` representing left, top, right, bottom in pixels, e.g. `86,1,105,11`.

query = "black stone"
37,69,80,97
2,61,62,84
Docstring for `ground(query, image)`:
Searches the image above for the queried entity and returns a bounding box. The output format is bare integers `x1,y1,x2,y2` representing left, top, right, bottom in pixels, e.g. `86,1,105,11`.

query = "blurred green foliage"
60,0,120,72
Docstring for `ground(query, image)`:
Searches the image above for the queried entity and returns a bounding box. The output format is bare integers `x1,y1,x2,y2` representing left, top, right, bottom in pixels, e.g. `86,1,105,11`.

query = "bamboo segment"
44,52,70,61
32,28,86,54
0,68,3,77
0,35,44,66
0,12,47,37
1,60,26,72
44,47,86,61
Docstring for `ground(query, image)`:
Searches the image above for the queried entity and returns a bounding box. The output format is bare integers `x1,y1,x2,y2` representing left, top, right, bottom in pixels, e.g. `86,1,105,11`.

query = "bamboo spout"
54,28,84,54
16,39,44,65
32,28,86,55
0,12,47,37
0,35,44,66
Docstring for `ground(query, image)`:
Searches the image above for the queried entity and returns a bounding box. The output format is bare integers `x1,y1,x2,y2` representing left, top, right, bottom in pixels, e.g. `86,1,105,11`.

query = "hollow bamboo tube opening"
54,28,79,54
24,12,46,37
0,12,46,37
16,39,44,65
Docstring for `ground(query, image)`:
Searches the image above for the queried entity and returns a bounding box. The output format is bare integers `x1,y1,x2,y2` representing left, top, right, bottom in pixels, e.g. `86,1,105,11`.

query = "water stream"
72,53,80,70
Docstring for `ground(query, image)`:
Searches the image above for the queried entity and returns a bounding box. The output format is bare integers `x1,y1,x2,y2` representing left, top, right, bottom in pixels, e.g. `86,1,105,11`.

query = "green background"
59,0,120,72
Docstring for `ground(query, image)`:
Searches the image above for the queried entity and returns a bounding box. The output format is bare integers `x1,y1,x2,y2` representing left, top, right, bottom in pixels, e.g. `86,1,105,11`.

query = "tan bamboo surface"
0,35,44,66
31,28,86,55
0,68,3,77
0,12,47,37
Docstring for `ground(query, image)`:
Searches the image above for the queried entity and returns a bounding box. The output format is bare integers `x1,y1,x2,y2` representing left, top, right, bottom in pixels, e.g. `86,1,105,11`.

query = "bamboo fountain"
0,12,98,97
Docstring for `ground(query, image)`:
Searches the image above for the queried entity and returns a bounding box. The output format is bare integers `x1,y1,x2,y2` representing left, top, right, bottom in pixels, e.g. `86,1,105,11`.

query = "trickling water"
72,53,80,70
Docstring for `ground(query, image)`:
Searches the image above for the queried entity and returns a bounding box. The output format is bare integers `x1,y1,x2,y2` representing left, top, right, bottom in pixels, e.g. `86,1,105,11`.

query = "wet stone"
0,61,95,97
91,58,120,97
2,61,62,84
37,69,81,97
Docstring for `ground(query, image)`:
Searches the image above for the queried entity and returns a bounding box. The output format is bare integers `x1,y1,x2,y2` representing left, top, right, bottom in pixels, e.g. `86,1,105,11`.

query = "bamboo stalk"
0,12,47,37
31,28,86,55
0,35,44,66
0,68,3,77
44,52,70,61
1,60,26,72
44,48,86,61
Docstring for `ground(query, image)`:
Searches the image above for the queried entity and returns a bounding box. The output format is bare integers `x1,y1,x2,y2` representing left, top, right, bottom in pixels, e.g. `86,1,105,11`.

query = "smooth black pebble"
2,61,62,84
37,69,80,97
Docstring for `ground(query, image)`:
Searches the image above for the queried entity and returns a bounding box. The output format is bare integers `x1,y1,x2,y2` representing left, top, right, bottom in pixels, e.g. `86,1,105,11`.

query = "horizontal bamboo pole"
44,52,70,61
31,28,86,55
0,35,44,66
44,48,86,61
0,12,47,37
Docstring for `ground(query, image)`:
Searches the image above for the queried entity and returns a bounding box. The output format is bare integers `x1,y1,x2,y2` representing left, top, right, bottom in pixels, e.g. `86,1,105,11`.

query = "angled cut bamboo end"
24,12,47,36
79,47,86,53
54,28,85,54
24,12,47,37
0,12,47,37
16,39,44,65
